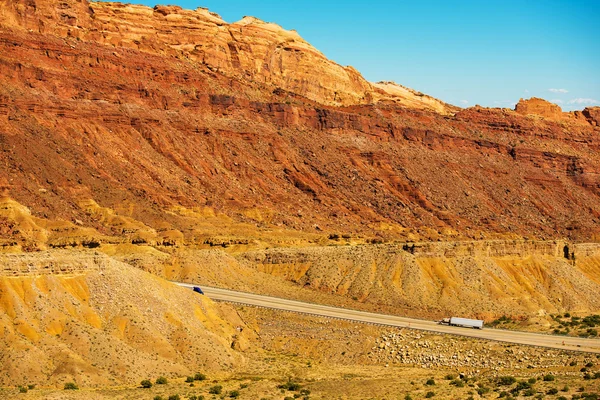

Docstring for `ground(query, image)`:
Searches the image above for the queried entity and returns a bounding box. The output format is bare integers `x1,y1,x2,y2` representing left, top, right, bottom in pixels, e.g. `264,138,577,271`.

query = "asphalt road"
175,282,600,354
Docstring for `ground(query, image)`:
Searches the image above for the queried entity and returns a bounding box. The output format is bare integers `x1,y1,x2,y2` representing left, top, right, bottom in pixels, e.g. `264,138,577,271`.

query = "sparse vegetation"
425,378,436,386
156,376,168,385
141,379,153,388
278,380,302,391
63,382,78,390
498,376,517,385
194,372,207,381
543,374,555,381
209,385,223,394
425,391,435,398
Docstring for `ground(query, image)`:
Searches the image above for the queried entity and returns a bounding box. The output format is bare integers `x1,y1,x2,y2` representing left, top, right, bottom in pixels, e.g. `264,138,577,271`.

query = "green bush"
18,386,28,393
444,374,456,380
425,378,436,386
498,376,517,385
185,376,194,383
278,381,301,391
209,385,222,394
194,373,207,381
547,388,559,395
477,387,490,395
300,389,311,395
404,395,413,400
153,396,163,400
527,377,537,384
63,382,78,390
167,395,180,400
141,379,153,388
543,374,555,381
425,391,435,398
499,391,509,398
522,388,535,397
558,397,568,400
450,379,465,388
156,376,168,385
228,390,240,398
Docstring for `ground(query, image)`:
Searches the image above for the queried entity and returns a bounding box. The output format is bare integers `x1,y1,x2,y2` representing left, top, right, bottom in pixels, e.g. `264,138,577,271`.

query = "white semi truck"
439,317,484,329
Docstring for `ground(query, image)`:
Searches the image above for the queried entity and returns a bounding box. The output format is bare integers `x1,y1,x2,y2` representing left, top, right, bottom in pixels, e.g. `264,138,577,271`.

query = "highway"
175,282,600,354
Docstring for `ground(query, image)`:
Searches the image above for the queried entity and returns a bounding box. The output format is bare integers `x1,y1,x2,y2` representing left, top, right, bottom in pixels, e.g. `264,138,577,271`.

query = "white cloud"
524,89,529,94
459,100,469,105
549,88,568,94
549,99,564,104
568,98,600,105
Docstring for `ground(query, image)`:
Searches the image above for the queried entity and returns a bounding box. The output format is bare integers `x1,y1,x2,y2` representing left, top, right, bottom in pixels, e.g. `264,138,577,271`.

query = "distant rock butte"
515,97,564,120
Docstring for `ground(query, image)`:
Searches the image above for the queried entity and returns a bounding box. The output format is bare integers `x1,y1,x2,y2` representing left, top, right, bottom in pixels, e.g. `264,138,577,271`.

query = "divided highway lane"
174,282,600,354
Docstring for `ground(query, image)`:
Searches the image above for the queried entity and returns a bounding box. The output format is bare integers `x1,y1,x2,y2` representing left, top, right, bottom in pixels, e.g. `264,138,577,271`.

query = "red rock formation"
0,0,599,242
514,97,564,120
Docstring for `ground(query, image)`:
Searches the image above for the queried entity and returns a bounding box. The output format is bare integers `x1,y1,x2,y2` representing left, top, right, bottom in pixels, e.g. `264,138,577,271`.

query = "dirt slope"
0,250,249,387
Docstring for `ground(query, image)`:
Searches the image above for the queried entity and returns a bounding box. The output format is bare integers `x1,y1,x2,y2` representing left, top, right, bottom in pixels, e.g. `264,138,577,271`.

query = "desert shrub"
581,394,599,400
185,376,194,383
141,379,153,388
425,391,435,398
561,385,570,391
547,388,559,395
209,385,222,394
499,391,509,398
583,373,592,380
194,373,207,381
404,395,413,400
498,376,517,385
570,360,578,366
444,374,456,380
156,376,168,385
18,386,28,393
477,387,490,395
425,378,436,386
167,395,180,400
240,383,249,389
543,374,555,381
522,388,535,396
558,397,568,400
278,381,301,391
153,396,163,400
63,382,78,390
228,390,240,398
284,397,295,400
300,389,311,395
27,384,35,390
527,377,537,384
585,362,595,368
450,379,465,387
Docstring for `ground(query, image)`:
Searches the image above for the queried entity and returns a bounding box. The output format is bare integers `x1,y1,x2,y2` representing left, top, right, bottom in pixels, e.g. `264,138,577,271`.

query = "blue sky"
105,0,600,110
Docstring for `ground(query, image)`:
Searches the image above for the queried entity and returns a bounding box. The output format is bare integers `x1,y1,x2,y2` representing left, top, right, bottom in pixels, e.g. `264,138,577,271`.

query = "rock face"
514,97,564,119
0,0,600,244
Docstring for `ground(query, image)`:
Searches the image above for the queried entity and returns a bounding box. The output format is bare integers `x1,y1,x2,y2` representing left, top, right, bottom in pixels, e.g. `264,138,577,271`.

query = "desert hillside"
1,0,600,392
0,250,249,386
0,0,599,242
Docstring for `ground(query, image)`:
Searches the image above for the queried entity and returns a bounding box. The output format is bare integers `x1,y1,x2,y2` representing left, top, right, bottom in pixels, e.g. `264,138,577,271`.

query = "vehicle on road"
192,286,204,295
439,317,484,329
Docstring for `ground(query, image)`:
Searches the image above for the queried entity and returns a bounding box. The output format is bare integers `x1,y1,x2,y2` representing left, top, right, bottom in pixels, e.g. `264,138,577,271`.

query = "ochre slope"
0,251,248,386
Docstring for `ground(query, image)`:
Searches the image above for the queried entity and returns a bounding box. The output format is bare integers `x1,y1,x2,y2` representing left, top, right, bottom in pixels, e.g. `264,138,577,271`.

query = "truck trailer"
439,317,484,329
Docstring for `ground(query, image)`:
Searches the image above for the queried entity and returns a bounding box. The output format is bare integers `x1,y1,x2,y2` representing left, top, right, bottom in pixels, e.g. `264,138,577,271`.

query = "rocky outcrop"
0,0,600,243
514,97,564,120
